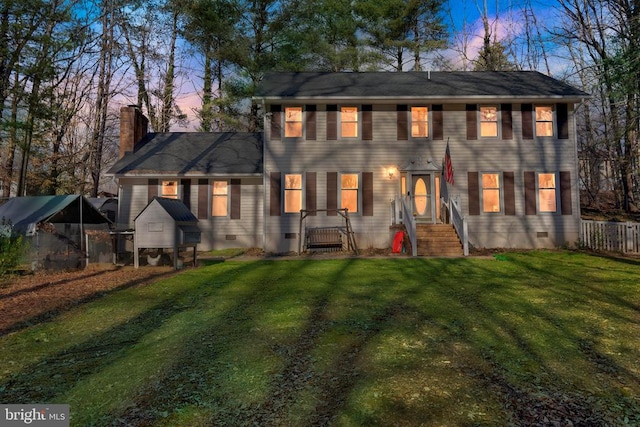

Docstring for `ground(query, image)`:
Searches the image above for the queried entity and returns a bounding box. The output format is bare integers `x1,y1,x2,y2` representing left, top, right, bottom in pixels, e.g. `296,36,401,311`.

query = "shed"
0,195,112,269
133,197,201,269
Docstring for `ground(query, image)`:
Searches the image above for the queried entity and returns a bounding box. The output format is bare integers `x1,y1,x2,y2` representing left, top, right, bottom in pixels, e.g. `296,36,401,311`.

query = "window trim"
161,180,179,199
339,172,361,214
211,179,229,217
410,105,430,139
284,106,303,139
481,172,502,213
535,105,554,138
283,173,304,214
339,106,360,139
479,105,499,138
537,172,558,213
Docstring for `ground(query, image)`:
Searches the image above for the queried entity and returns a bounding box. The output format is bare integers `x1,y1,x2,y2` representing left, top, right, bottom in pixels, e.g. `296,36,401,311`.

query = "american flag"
444,141,454,185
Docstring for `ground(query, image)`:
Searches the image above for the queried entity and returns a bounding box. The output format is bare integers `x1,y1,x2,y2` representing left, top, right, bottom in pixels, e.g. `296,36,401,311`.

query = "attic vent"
537,232,548,238
285,233,297,239
225,235,236,240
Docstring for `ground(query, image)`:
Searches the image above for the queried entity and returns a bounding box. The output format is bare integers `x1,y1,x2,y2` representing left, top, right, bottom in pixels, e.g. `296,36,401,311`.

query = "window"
284,174,302,213
341,107,358,138
538,173,557,212
285,106,303,137
341,173,359,213
536,106,553,137
480,106,498,137
161,180,178,199
411,106,429,137
212,180,228,216
481,173,501,213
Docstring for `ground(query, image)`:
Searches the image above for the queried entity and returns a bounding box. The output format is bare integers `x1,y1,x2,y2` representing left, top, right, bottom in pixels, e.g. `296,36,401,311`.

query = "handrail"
450,196,469,256
399,196,417,256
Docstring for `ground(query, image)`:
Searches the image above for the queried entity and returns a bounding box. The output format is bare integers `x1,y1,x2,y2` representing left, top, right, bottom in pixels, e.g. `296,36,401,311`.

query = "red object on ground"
392,231,405,253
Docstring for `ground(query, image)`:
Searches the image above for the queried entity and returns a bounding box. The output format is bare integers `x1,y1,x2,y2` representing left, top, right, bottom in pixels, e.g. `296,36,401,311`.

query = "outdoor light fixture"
387,167,397,179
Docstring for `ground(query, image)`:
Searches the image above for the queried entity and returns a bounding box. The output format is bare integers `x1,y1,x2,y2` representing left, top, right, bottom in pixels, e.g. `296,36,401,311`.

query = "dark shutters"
327,105,338,140
306,172,317,215
363,172,373,216
524,171,536,215
326,172,337,215
522,104,534,140
305,105,316,140
557,103,569,140
148,179,158,202
181,179,191,209
230,179,241,219
432,104,443,140
362,105,373,140
270,105,282,140
468,172,480,215
501,104,513,140
397,105,408,140
466,104,477,140
503,172,516,215
560,171,572,215
270,172,281,216
197,179,208,219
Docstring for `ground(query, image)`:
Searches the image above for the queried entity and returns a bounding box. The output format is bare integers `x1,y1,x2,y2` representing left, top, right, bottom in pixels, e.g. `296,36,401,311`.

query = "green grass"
1,251,639,426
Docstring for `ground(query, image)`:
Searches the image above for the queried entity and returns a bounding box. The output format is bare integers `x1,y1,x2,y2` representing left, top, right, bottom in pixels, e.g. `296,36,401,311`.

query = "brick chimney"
119,105,149,158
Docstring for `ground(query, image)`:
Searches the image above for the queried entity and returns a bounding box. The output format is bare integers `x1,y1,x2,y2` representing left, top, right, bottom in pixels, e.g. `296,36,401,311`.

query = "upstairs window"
341,173,359,213
481,173,501,213
536,106,553,137
161,180,178,199
538,173,557,212
284,174,302,213
341,107,358,138
212,180,228,216
411,106,429,137
480,106,498,137
285,106,303,137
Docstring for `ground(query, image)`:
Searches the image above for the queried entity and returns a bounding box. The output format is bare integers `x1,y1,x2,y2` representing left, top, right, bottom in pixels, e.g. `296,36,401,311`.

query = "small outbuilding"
133,197,201,269
0,195,112,270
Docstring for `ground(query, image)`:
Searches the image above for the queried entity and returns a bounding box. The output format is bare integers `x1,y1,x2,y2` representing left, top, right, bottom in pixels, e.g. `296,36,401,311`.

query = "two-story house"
108,71,588,255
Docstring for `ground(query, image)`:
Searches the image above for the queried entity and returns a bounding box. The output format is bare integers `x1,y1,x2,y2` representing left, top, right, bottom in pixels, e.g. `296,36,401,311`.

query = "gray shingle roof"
144,197,199,223
108,132,263,176
255,71,589,100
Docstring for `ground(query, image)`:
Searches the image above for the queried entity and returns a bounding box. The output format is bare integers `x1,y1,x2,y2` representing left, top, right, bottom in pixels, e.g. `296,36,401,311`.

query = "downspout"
261,98,267,253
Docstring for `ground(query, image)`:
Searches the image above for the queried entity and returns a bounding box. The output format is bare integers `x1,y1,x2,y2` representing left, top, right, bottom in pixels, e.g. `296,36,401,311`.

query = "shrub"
0,218,26,276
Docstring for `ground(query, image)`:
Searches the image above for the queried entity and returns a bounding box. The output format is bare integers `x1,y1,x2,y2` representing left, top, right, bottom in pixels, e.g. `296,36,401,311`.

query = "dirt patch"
0,264,178,335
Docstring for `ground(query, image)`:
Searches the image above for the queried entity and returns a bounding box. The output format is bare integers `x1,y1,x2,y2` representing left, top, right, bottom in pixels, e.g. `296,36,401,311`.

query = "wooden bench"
306,227,343,251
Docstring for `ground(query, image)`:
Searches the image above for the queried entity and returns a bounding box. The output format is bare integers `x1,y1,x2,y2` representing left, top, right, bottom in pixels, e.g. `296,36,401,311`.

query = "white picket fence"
580,220,640,253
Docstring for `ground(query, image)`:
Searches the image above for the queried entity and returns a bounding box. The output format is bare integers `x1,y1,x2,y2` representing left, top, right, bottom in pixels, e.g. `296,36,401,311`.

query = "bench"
306,227,343,251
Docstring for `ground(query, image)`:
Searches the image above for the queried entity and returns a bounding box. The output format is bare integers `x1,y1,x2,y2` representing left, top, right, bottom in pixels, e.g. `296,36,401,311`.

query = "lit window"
341,173,359,213
536,106,553,137
285,106,302,137
480,106,498,137
411,106,429,137
482,173,501,213
538,173,557,212
284,174,302,213
212,181,228,216
341,107,358,138
161,181,178,199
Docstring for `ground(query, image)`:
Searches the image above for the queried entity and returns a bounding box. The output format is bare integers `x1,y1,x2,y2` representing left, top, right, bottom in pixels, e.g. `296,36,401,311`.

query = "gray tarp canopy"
0,195,111,236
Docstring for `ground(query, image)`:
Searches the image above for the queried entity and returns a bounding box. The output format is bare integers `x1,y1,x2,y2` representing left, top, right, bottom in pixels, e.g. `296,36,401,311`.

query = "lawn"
0,251,638,426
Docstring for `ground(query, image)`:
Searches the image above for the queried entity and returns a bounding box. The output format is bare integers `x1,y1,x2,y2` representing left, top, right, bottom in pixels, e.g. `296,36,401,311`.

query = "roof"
136,197,198,223
255,71,589,101
0,195,111,236
108,132,263,176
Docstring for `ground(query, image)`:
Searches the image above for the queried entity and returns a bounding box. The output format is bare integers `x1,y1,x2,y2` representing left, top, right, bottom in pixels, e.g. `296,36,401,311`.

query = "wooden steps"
415,224,463,256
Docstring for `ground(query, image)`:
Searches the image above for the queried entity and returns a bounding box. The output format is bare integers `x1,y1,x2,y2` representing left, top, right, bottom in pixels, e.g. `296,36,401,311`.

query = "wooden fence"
580,220,640,253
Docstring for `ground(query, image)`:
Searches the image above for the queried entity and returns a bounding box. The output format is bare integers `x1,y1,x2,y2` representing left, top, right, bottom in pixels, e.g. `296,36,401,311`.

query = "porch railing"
391,196,417,256
449,196,469,256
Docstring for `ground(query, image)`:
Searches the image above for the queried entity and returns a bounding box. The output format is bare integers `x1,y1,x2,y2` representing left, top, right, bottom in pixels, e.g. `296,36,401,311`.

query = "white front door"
412,174,433,222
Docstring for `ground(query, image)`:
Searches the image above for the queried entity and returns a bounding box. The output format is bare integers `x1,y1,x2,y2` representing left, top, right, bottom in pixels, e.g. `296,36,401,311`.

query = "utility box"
134,197,201,269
